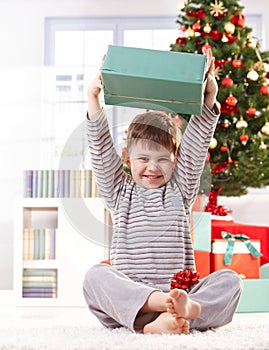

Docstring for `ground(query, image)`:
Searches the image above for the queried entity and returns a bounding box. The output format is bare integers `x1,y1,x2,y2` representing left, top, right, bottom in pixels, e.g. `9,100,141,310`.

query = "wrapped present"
211,232,262,278
190,211,211,252
102,45,207,115
194,250,210,278
237,279,269,313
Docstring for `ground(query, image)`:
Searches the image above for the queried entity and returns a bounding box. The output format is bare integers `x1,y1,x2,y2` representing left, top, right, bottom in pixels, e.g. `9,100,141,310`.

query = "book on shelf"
22,269,57,298
23,169,100,198
23,228,57,260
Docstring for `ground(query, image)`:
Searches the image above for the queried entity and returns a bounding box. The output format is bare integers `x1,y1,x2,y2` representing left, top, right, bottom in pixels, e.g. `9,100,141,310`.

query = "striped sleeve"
174,103,220,208
86,109,125,210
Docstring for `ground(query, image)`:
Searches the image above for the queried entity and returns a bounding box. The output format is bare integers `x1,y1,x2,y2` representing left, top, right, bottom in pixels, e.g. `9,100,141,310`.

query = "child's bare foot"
143,312,189,335
166,289,201,320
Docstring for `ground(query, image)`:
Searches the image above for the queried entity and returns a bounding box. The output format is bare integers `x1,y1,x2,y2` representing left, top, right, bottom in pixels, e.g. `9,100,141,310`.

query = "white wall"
0,0,268,289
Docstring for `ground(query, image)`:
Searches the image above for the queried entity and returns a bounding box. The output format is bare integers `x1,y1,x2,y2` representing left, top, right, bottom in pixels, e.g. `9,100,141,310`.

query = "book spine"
47,170,55,198
28,229,35,260
23,269,57,277
24,170,33,197
37,170,43,198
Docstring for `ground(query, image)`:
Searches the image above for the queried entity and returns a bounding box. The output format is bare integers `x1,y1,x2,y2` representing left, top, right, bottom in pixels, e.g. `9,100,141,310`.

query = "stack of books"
23,228,57,260
23,169,99,198
22,269,57,298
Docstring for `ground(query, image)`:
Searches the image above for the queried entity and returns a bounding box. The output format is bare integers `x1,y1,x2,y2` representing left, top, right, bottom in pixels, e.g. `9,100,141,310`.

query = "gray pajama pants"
83,263,242,332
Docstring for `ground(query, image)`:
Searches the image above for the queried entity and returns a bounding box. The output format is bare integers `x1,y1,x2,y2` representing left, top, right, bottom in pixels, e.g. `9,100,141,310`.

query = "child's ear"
122,147,131,169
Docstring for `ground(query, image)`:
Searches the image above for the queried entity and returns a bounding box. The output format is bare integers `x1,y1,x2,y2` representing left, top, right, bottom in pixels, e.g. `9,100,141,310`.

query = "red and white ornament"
247,107,256,117
232,59,243,68
240,134,249,145
225,94,238,107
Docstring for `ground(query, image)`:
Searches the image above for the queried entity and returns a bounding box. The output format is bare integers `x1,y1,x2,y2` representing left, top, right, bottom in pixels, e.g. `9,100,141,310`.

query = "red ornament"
226,34,237,44
221,103,239,115
221,76,234,87
192,21,202,32
232,59,243,68
215,59,228,69
176,37,187,45
247,107,256,117
225,95,238,107
201,42,212,51
220,145,228,152
260,85,269,96
187,9,206,19
210,30,222,41
231,14,246,28
170,269,199,292
240,134,249,145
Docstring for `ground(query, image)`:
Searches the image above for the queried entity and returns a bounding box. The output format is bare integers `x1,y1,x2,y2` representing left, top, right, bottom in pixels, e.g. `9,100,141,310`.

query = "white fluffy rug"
0,307,269,350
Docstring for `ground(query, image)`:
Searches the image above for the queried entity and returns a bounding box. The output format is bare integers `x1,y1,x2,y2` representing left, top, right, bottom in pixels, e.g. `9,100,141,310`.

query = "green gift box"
101,45,207,115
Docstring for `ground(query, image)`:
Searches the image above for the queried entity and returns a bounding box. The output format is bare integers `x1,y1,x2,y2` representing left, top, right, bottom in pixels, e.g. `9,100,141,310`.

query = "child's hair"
126,111,181,155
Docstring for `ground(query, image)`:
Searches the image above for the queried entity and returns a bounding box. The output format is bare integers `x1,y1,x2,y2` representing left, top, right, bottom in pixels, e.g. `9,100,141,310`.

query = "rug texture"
0,307,269,350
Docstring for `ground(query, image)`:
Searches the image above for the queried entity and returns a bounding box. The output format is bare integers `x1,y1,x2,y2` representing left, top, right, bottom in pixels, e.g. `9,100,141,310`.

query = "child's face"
127,140,176,189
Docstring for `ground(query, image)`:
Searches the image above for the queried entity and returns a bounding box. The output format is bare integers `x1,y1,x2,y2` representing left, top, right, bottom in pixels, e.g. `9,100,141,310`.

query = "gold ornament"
236,116,248,129
214,66,223,80
261,122,269,136
253,61,265,71
221,34,229,43
224,22,235,34
177,1,186,11
209,137,218,149
210,0,225,17
259,140,267,150
247,69,259,81
203,23,212,34
247,37,257,48
185,26,195,38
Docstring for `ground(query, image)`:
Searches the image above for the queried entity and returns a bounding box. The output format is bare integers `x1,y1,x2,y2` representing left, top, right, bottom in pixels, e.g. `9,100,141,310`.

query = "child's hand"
87,55,106,99
202,47,218,111
87,55,106,117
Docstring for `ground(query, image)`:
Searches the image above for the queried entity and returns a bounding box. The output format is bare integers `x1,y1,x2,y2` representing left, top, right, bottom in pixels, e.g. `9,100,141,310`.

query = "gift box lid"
212,239,261,254
101,45,207,114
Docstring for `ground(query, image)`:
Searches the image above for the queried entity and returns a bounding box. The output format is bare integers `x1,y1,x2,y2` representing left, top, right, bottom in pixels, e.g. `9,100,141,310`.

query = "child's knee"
218,269,243,292
83,263,108,290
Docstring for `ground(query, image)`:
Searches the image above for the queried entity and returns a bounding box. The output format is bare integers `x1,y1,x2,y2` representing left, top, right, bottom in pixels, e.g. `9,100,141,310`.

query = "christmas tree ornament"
232,59,243,68
220,145,228,152
185,26,195,38
261,122,269,136
177,1,186,11
223,119,230,128
247,37,257,48
237,15,246,28
260,85,269,96
247,69,259,81
210,30,222,41
240,133,249,145
224,22,235,34
225,94,238,107
221,76,233,87
201,42,212,51
192,20,201,32
236,116,248,129
247,107,257,117
203,22,212,33
221,34,229,43
210,0,225,17
209,137,218,149
253,61,265,71
176,37,187,45
259,140,267,150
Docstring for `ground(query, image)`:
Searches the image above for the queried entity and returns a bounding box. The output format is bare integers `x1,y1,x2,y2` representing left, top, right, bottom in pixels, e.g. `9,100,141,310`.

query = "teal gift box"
191,212,211,252
101,45,207,115
236,279,269,313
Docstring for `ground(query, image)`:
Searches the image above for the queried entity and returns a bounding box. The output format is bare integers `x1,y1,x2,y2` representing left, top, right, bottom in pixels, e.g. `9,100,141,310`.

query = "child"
83,48,242,335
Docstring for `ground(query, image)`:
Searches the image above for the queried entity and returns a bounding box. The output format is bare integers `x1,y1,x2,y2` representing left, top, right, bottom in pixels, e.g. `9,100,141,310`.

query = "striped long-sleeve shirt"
87,105,219,292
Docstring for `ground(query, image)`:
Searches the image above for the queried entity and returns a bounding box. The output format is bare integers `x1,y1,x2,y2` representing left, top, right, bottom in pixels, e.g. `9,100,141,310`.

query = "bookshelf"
14,197,108,306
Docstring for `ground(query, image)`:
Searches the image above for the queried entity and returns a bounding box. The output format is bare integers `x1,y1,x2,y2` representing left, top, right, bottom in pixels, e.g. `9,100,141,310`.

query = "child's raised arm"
87,55,106,118
202,48,218,111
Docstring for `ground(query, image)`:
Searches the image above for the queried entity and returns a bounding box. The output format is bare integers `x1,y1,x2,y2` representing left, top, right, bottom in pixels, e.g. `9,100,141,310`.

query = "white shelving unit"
14,197,108,306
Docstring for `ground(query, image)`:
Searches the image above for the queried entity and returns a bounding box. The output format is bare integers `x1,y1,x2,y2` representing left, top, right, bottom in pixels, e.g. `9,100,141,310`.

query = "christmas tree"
171,0,269,197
